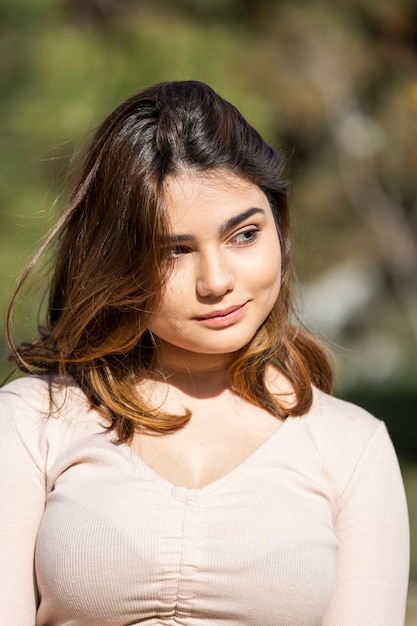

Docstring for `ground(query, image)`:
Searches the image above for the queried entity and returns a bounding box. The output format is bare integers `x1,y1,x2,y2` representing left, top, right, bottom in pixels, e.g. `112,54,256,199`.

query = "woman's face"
149,169,282,370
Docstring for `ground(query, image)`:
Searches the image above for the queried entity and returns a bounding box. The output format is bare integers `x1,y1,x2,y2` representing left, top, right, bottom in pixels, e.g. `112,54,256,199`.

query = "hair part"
7,80,333,440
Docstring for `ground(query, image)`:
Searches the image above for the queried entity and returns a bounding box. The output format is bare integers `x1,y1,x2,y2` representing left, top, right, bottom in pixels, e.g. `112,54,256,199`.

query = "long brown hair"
6,80,333,440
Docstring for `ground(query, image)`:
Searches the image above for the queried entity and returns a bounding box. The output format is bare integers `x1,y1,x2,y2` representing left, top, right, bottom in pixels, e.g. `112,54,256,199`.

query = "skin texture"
131,169,286,489
149,169,282,376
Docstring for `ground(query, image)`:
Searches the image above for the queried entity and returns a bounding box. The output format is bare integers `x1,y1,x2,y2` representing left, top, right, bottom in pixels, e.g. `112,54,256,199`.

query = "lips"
194,303,246,320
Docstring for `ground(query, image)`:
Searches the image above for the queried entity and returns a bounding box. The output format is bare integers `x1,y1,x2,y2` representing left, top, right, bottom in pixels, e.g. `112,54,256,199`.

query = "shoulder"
307,386,382,441
268,363,384,456
294,386,395,495
0,375,103,460
1,375,51,408
0,374,87,420
0,376,53,437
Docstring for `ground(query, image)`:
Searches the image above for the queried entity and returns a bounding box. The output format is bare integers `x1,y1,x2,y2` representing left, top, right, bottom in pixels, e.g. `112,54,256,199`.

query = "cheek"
265,267,282,302
255,239,282,289
154,275,190,320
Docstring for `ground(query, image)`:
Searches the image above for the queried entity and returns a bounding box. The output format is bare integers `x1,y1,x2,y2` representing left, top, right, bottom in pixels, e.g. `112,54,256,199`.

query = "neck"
153,344,236,398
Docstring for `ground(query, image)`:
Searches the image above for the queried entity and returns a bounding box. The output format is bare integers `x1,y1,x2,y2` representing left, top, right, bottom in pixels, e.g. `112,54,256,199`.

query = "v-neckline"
110,416,295,496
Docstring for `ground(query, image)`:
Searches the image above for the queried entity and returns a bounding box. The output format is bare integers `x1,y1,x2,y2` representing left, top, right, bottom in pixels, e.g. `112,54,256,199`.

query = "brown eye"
167,245,191,258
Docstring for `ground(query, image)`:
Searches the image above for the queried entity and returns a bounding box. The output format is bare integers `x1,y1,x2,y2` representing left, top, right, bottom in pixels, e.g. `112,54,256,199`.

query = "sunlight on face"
149,169,282,371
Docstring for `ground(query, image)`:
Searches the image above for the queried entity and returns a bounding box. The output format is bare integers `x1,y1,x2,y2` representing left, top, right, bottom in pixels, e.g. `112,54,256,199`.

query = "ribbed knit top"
0,376,409,625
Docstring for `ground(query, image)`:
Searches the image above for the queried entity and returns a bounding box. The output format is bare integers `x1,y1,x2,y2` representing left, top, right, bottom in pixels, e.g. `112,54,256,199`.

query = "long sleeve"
0,407,46,625
322,421,409,625
0,377,410,626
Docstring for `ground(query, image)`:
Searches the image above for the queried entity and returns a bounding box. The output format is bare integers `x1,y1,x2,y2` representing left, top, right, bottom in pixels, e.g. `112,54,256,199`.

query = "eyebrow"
164,207,266,243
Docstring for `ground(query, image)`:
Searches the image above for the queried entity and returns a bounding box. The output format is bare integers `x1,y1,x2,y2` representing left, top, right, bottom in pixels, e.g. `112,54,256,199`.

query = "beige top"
0,375,409,625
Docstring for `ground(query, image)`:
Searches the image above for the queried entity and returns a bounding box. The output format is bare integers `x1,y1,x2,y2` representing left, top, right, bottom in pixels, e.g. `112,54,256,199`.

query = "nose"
196,249,235,298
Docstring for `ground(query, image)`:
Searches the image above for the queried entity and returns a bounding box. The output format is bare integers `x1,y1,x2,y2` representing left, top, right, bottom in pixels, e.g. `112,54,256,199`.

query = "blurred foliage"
1,0,417,588
1,0,417,395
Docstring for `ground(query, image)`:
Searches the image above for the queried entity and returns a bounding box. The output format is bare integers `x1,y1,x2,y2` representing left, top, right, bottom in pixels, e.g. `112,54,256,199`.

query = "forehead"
162,169,270,230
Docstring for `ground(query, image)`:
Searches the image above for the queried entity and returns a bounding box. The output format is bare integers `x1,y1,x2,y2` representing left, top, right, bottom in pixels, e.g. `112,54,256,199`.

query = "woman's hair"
7,80,333,440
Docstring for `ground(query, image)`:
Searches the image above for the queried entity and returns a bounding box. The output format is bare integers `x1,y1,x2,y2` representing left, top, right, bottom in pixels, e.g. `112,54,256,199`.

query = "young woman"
1,81,409,625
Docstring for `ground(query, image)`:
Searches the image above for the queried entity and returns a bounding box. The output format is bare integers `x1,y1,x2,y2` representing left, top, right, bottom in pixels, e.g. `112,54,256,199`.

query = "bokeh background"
1,0,416,619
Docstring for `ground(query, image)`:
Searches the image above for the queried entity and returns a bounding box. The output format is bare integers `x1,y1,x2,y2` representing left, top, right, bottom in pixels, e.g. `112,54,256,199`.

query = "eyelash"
230,227,260,246
167,245,191,258
166,227,261,258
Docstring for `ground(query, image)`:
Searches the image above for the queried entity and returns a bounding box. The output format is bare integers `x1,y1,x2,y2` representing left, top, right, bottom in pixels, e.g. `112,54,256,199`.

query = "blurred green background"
1,0,416,618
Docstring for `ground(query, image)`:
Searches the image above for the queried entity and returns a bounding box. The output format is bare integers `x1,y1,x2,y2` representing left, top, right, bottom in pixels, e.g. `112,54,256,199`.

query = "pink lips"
194,303,247,328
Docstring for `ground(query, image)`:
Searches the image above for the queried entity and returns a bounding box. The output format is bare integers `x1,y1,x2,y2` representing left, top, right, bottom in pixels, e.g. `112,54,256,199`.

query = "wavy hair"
7,80,333,440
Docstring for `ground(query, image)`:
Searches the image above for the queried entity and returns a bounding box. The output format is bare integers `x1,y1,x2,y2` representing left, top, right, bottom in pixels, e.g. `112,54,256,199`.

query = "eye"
166,245,191,258
230,228,260,246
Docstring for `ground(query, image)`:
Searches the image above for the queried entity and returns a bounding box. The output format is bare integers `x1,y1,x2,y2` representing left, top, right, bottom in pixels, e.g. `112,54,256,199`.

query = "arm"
322,422,409,626
0,406,46,624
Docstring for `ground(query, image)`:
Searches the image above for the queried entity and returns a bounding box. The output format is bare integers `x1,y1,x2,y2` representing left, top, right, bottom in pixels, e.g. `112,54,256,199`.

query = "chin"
184,337,253,357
